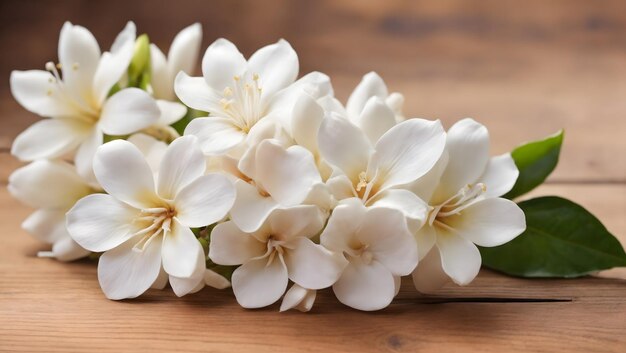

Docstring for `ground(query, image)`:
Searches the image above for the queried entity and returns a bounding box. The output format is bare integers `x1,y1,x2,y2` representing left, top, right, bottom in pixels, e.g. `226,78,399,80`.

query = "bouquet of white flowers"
8,22,626,312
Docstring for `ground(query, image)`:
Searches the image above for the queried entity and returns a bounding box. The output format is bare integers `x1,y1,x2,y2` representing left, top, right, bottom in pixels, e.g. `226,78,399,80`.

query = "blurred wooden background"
0,1,625,352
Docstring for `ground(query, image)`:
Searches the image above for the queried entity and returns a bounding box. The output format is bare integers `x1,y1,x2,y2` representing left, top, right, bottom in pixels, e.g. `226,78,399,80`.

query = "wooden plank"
0,181,625,352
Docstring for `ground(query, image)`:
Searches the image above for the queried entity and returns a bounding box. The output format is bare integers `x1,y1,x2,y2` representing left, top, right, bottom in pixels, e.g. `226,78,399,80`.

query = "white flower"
320,199,418,311
410,118,526,292
209,205,347,309
176,38,331,155
66,135,235,299
318,114,446,230
8,160,95,261
10,21,161,182
150,23,203,101
280,284,317,312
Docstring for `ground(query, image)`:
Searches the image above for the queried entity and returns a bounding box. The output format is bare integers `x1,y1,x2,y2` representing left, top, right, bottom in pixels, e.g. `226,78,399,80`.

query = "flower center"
429,183,486,230
219,74,264,133
132,206,177,252
355,171,380,203
45,61,99,121
345,242,374,265
263,236,292,266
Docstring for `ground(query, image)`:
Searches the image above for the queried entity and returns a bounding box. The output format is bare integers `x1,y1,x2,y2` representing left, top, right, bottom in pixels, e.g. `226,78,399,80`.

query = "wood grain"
0,0,625,352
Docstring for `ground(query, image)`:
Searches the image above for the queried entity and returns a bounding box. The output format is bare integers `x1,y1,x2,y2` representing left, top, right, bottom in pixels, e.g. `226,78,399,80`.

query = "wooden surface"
0,1,625,352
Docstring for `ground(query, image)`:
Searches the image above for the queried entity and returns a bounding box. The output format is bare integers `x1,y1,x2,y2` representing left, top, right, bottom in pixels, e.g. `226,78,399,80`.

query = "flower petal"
230,180,279,233
412,247,449,293
358,207,418,276
150,44,173,100
8,160,91,209
333,259,396,311
74,127,103,185
168,23,202,77
436,228,482,286
320,198,365,253
357,97,396,144
10,70,79,118
169,244,206,297
92,23,135,105
46,236,91,262
446,198,526,247
156,100,187,126
370,118,446,190
209,221,266,266
318,113,372,182
478,153,519,198
127,133,167,173
346,72,388,120
175,173,236,227
174,72,220,112
204,269,231,289
184,117,246,155
162,218,202,278
415,225,437,261
66,193,140,252
231,256,288,308
268,205,326,240
284,237,347,290
435,118,490,200
93,139,159,209
22,209,67,244
369,189,429,233
280,284,316,312
404,151,448,202
201,38,247,90
11,118,92,161
58,22,101,99
157,135,205,200
99,88,160,136
291,92,324,152
255,140,321,206
248,39,298,96
97,233,162,300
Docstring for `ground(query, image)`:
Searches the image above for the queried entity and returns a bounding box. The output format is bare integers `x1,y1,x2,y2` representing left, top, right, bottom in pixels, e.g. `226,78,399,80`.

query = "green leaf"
504,130,564,199
480,196,626,278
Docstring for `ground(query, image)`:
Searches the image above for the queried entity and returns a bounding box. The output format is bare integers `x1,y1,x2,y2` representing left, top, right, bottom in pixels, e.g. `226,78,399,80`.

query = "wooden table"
1,1,625,352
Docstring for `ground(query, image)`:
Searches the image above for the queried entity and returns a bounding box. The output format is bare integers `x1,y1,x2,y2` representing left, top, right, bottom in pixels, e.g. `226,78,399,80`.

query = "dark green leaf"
505,130,563,199
480,196,626,278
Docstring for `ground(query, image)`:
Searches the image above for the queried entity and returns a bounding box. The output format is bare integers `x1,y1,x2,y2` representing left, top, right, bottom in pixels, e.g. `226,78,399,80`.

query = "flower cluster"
9,22,526,311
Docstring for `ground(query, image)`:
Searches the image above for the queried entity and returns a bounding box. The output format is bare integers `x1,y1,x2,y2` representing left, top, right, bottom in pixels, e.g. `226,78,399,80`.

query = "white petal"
150,44,173,100
156,100,187,126
175,174,236,227
266,71,332,121
99,88,160,136
255,140,321,206
280,284,316,312
127,133,167,173
184,117,246,155
201,38,247,90
232,256,288,308
370,118,446,190
358,207,418,276
267,205,326,240
209,221,266,265
151,269,169,289
66,193,140,252
8,160,91,209
284,237,347,290
204,269,231,289
161,218,202,278
174,72,219,112
93,140,159,209
405,151,448,202
357,97,396,144
11,118,92,161
74,127,103,185
10,70,78,118
415,225,437,261
478,153,519,198
291,92,323,152
157,135,205,199
248,39,298,96
169,244,206,297
97,233,162,300
333,259,396,311
436,229,482,286
326,175,357,202
93,28,134,105
446,198,526,247
168,23,202,77
22,209,67,244
412,247,449,293
369,189,429,233
110,21,136,53
318,113,372,181
230,180,279,233
48,236,91,262
320,198,366,252
435,118,490,199
346,72,388,120
58,22,101,98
